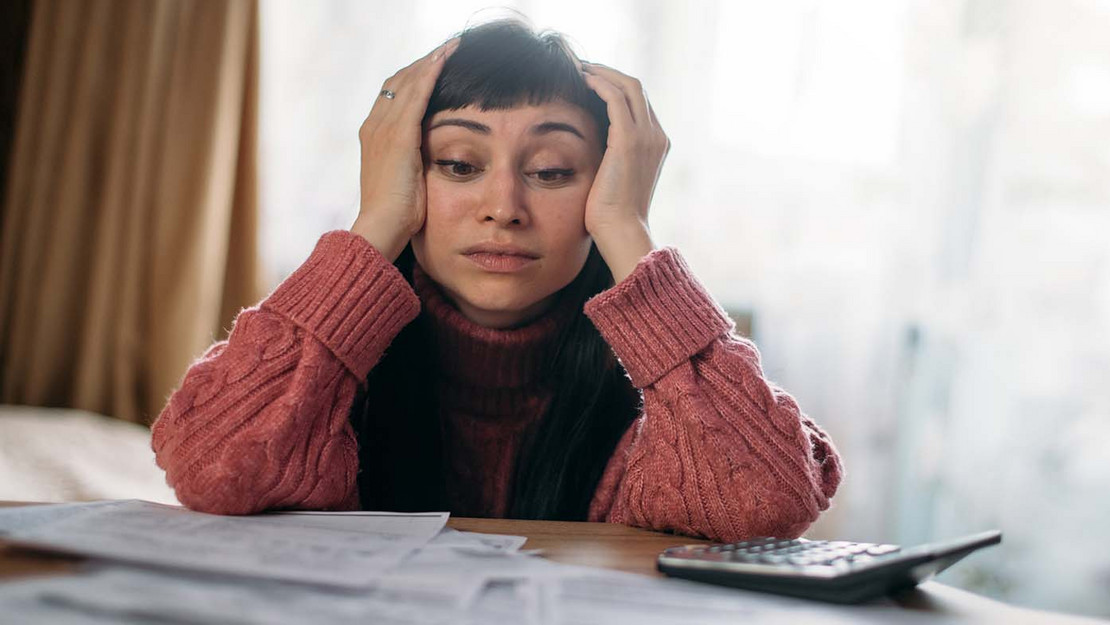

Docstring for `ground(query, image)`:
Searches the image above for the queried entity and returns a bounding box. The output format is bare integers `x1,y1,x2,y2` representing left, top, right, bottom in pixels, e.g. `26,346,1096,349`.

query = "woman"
151,19,843,542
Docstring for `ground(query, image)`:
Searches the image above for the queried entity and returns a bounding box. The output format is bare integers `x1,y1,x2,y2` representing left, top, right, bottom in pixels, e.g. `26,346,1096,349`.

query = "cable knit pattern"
583,247,843,540
151,231,420,514
152,231,843,541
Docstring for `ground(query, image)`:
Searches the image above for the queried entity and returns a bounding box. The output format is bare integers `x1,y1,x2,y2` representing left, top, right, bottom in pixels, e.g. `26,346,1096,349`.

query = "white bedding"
0,405,178,504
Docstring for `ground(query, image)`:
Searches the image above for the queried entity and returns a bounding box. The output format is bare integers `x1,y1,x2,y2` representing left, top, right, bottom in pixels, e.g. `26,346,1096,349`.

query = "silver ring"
379,89,395,100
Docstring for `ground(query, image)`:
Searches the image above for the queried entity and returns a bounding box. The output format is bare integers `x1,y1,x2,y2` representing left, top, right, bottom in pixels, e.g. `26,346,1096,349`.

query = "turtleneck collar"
412,262,577,390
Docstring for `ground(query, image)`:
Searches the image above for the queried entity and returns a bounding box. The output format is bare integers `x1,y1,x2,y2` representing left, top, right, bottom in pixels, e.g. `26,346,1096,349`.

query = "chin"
460,285,543,316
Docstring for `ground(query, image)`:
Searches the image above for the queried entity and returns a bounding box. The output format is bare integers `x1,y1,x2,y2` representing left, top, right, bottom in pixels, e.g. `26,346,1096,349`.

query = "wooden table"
2,502,1103,624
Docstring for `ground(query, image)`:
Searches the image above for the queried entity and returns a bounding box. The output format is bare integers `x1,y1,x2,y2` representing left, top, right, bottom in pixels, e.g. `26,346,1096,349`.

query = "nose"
478,166,529,227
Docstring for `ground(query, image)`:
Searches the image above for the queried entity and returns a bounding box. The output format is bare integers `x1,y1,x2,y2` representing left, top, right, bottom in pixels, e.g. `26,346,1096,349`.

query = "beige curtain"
0,0,263,425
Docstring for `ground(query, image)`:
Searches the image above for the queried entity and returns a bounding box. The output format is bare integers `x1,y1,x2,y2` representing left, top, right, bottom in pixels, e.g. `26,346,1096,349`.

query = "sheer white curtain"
258,0,1110,617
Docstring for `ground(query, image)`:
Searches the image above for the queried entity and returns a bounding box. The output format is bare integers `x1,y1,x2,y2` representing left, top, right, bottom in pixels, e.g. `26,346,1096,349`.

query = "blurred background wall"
257,0,1110,617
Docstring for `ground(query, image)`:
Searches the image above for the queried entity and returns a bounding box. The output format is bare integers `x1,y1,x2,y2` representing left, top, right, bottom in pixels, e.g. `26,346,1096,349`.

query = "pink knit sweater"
151,230,843,542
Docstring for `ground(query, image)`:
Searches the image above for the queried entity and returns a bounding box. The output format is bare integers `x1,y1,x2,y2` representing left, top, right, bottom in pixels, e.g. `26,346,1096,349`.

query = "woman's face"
413,101,603,329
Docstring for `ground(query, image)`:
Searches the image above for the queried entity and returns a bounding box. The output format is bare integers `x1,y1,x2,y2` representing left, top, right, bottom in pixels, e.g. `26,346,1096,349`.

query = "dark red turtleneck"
412,262,575,517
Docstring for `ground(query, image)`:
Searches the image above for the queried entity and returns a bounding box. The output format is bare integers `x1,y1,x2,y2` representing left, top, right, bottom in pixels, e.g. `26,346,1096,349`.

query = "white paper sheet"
0,560,963,625
541,570,956,625
0,568,446,625
0,576,157,625
0,556,979,625
6,500,448,588
425,527,528,553
379,543,541,608
0,501,116,534
466,579,542,625
261,509,452,536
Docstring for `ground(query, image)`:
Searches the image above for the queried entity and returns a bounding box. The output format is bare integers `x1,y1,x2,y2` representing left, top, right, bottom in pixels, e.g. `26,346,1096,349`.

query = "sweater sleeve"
150,230,421,515
583,247,843,542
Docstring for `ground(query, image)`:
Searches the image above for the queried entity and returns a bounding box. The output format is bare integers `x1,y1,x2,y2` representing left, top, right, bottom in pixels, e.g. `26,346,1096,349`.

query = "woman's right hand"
351,37,460,261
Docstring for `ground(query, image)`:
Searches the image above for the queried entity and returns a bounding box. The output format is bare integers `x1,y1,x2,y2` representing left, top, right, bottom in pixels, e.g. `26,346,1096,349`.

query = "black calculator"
657,530,1001,603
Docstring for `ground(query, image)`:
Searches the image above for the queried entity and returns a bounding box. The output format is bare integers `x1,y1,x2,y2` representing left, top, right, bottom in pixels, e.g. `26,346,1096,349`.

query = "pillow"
0,405,178,505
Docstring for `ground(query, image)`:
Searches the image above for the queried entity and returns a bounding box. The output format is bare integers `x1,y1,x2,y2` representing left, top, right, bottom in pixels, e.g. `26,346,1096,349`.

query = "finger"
396,36,460,83
362,38,458,147
382,38,460,126
643,89,659,129
426,36,460,63
396,37,460,121
646,97,659,125
386,37,459,101
581,62,651,126
580,69,635,139
584,62,650,126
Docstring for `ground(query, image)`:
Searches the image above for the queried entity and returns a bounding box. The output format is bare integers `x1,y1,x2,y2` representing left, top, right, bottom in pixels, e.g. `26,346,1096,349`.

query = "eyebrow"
428,118,587,142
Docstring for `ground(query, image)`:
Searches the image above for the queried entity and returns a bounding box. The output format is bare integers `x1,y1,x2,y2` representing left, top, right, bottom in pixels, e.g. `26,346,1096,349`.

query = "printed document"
4,500,447,587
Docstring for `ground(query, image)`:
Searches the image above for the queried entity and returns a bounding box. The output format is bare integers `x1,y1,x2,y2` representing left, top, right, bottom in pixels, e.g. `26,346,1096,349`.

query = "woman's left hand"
579,61,670,282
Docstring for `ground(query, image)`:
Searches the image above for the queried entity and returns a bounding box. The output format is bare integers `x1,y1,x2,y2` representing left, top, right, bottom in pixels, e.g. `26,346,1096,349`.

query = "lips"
461,242,540,258
461,242,540,273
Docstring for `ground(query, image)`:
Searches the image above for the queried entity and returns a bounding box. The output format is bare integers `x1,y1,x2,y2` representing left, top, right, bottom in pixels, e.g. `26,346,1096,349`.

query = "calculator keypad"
691,537,900,568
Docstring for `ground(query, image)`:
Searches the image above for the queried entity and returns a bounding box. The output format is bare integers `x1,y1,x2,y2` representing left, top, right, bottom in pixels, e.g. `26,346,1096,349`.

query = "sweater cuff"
583,247,734,388
261,230,421,381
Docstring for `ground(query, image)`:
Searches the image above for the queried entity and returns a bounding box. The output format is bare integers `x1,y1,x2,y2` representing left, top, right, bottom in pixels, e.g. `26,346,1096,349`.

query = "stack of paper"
2,500,449,587
0,501,934,624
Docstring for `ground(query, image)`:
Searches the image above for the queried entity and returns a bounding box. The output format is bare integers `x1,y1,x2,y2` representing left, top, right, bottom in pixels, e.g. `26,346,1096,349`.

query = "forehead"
426,101,598,146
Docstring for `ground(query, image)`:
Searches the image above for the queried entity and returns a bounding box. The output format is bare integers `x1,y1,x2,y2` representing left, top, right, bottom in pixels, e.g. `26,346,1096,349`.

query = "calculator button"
759,554,789,565
866,544,900,556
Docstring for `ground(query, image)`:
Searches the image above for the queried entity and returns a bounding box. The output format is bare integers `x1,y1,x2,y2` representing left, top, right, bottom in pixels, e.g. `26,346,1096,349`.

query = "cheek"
413,177,473,264
536,187,591,245
429,175,493,228
535,199,593,283
543,211,589,249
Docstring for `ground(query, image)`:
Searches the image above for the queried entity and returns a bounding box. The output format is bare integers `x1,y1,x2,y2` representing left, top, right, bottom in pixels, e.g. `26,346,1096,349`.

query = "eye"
434,159,481,178
531,168,575,184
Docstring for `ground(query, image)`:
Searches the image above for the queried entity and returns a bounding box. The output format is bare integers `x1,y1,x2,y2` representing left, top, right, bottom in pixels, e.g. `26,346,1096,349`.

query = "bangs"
424,20,609,144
